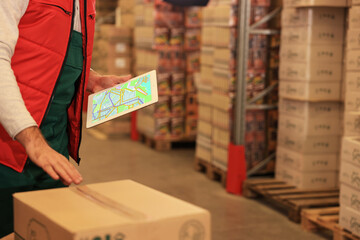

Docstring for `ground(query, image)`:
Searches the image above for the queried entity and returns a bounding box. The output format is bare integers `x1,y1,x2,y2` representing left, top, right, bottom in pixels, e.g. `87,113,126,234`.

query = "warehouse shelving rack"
226,0,282,195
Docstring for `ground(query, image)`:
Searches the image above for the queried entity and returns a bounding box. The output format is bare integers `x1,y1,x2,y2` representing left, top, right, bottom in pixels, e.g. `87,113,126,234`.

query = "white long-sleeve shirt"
0,0,81,139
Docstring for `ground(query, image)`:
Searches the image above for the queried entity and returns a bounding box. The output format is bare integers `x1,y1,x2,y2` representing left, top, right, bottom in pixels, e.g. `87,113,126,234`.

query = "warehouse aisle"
76,131,326,240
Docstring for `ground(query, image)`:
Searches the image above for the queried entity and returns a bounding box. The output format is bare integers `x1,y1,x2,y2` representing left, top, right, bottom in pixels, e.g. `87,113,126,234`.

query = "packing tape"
71,185,147,221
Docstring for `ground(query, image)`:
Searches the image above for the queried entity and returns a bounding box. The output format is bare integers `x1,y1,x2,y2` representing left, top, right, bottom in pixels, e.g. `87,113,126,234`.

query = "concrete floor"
76,130,329,240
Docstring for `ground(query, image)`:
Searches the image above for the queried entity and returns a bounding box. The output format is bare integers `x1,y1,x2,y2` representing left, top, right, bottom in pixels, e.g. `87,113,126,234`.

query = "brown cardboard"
281,8,345,28
196,135,212,162
279,80,342,101
346,49,360,71
347,30,360,50
281,25,344,45
349,6,360,29
279,98,342,118
276,146,338,171
278,113,341,137
198,120,212,138
341,137,360,167
339,205,360,236
295,0,348,7
277,130,340,154
345,91,360,112
349,0,360,6
212,144,228,171
340,161,360,191
340,183,360,212
344,112,360,137
276,164,338,189
346,72,360,94
14,180,211,240
279,61,342,82
280,44,343,63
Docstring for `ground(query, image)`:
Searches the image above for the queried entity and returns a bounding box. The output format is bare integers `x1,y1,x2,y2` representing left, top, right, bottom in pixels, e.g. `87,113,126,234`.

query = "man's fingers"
42,164,60,181
52,162,73,185
58,157,83,185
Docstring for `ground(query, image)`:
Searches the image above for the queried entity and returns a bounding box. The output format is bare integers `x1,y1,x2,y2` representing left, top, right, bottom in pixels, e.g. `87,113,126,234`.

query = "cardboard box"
339,205,360,236
340,183,360,212
199,104,212,122
283,0,301,8
347,30,360,50
279,61,342,82
212,127,230,149
106,56,132,75
346,50,360,71
279,80,342,101
279,98,341,118
349,6,360,29
212,144,228,171
211,90,234,111
345,91,360,112
278,113,341,137
198,120,212,138
349,0,360,6
344,112,360,136
196,135,212,162
14,180,211,240
280,44,343,63
277,130,340,154
346,72,360,94
276,146,338,171
281,7,345,28
201,47,214,66
340,161,360,191
212,108,231,130
295,0,348,7
276,164,338,189
281,25,344,45
341,137,360,167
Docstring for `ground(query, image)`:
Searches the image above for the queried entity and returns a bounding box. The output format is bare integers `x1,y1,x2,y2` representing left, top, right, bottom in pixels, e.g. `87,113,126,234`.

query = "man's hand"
87,70,132,93
15,127,83,185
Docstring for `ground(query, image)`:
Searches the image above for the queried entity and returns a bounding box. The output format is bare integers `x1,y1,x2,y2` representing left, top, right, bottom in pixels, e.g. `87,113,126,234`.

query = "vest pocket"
32,0,72,15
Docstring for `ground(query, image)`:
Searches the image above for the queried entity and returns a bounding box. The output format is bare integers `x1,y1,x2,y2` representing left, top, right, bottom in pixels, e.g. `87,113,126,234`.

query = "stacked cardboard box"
135,1,201,140
96,0,118,24
92,25,133,76
196,0,273,171
276,4,345,189
116,0,135,28
339,2,360,236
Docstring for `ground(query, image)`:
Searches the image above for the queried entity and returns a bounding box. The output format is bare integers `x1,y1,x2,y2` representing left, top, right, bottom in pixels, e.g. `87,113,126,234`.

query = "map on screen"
91,74,152,124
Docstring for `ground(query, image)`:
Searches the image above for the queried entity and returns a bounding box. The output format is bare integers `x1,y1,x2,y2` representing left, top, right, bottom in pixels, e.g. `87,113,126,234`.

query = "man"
0,0,131,237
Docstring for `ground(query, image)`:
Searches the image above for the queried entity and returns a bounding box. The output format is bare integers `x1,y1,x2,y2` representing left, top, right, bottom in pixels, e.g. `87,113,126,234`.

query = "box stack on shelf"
87,0,136,138
135,0,201,143
96,0,118,24
276,2,346,189
339,1,360,235
116,0,135,28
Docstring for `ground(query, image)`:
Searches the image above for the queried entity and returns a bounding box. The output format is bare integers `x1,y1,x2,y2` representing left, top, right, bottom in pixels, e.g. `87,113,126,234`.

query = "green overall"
0,31,83,237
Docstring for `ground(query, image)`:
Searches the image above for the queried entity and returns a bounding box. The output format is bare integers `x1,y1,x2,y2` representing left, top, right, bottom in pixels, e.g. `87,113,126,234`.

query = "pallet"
138,133,196,151
243,178,339,223
302,207,360,240
194,158,227,187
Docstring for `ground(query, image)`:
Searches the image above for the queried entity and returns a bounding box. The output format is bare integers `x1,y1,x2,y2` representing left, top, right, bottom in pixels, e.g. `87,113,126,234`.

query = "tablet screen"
90,73,154,126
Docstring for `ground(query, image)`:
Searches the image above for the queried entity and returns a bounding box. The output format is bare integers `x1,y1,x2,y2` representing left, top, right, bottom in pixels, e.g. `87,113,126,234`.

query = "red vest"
0,0,96,173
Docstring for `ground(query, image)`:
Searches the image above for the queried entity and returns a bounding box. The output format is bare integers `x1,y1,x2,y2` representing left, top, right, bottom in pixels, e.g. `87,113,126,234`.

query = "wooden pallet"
194,158,227,187
243,178,339,223
302,207,360,240
139,133,196,151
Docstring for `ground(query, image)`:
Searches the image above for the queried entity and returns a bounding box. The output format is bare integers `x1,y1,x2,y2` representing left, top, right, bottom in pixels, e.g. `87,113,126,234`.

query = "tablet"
86,70,158,128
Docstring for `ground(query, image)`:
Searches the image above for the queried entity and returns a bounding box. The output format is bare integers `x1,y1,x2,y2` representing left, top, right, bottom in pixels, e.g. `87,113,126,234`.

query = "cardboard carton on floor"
276,146,338,172
281,7,345,28
278,98,341,119
278,113,341,137
349,6,360,29
275,164,338,189
14,180,211,240
279,80,341,101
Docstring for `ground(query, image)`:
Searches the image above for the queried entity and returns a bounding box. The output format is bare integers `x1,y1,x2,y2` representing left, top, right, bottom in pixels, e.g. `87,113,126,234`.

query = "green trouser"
0,31,83,238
